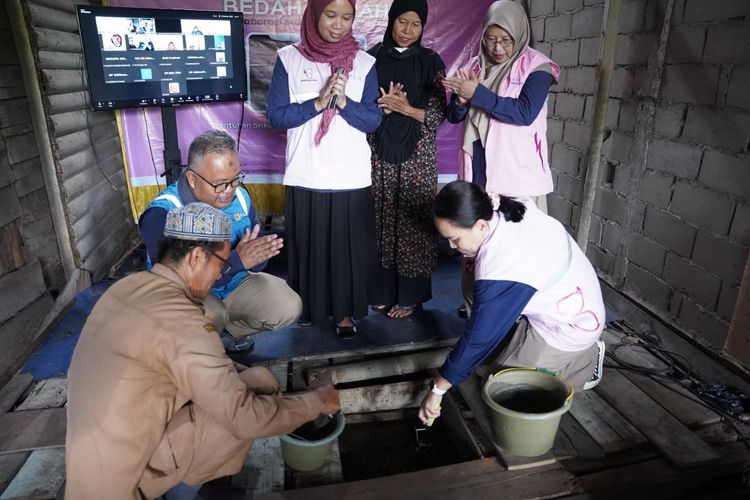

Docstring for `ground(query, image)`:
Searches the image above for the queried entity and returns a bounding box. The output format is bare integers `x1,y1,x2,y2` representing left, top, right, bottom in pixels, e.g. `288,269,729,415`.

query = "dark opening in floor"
337,409,466,482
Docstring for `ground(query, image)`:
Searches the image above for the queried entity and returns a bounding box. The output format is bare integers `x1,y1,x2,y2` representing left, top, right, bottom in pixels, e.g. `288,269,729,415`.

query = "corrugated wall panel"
38,50,81,70
25,0,138,281
35,27,81,52
47,91,88,114
27,3,78,32
41,68,85,94
55,130,90,158
32,0,76,12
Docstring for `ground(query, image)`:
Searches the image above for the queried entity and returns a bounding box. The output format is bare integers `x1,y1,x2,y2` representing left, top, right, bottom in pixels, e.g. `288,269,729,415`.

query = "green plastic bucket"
279,411,346,471
481,368,574,457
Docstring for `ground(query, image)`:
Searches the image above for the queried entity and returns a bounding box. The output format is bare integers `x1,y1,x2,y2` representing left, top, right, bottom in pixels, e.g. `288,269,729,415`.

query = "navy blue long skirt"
285,186,376,325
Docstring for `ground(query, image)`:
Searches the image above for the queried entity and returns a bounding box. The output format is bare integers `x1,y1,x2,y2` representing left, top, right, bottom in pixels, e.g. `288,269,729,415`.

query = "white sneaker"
583,339,605,390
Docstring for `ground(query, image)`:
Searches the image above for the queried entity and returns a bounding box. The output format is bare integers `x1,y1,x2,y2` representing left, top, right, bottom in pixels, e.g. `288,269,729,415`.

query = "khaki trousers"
203,272,302,338
139,367,280,499
462,271,597,391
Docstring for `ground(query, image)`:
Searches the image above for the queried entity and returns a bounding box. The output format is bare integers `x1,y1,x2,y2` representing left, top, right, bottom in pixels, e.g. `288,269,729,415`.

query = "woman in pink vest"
419,181,605,426
267,0,382,338
443,0,560,319
443,0,559,212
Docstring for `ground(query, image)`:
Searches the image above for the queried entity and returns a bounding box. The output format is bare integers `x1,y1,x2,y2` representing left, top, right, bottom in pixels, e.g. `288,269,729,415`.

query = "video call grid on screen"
78,5,246,110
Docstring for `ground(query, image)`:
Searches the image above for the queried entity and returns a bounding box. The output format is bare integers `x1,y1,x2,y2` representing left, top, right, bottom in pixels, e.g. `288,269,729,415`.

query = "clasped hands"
314,71,348,112
235,224,283,270
442,68,480,106
378,81,412,115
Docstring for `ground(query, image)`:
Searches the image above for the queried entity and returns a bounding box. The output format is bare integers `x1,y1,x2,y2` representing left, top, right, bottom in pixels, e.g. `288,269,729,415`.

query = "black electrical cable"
78,52,118,190
603,321,750,449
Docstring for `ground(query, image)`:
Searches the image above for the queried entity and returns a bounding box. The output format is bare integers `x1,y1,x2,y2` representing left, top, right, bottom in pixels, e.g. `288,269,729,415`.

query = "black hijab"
369,0,445,164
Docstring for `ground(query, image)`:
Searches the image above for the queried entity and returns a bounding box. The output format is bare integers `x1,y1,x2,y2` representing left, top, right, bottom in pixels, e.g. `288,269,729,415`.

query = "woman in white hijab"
443,0,559,213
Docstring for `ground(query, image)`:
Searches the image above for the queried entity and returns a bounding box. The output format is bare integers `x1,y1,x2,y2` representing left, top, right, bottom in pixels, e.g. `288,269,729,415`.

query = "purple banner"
110,0,495,213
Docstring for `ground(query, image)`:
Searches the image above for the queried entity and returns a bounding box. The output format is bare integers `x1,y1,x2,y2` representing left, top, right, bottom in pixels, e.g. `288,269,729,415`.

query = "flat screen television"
76,5,246,110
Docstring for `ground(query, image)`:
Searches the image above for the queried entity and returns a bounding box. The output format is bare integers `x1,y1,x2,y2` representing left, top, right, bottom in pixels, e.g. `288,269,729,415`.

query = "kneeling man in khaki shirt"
65,202,339,499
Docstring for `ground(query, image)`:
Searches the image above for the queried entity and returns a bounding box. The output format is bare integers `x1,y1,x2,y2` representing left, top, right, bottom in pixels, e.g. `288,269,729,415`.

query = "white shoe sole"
583,338,605,390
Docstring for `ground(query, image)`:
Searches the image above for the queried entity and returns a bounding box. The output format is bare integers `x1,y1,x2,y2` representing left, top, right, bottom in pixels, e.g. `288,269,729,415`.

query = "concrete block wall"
0,3,63,384
530,0,750,353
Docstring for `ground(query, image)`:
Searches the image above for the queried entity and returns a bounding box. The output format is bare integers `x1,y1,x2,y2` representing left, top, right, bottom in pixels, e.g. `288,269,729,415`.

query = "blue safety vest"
145,181,256,298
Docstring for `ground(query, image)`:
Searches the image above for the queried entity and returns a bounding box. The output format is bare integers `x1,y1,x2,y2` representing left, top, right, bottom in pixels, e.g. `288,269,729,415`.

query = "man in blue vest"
139,130,302,351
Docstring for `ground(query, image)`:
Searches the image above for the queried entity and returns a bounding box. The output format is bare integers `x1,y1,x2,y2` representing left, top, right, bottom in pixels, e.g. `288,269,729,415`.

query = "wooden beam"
232,437,284,495
602,329,720,427
568,389,647,453
554,413,605,462
307,349,450,388
573,441,750,497
0,452,29,492
594,368,720,467
16,377,67,411
0,373,33,414
724,255,750,369
0,259,45,324
0,448,65,499
0,222,25,276
439,392,484,461
259,460,573,500
339,380,430,414
0,408,66,454
0,294,55,385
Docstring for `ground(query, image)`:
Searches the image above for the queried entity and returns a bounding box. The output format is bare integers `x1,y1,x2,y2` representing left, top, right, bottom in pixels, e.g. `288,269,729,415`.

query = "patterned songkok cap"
163,202,231,241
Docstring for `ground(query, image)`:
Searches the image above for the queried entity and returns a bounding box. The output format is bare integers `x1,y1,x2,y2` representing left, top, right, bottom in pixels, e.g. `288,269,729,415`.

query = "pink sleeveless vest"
459,47,560,198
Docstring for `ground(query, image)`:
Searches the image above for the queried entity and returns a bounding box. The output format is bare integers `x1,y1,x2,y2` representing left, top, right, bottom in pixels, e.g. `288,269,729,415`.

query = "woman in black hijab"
368,0,448,319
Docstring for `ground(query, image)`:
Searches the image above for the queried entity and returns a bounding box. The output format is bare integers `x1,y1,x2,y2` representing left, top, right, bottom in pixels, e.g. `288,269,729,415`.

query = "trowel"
414,404,441,448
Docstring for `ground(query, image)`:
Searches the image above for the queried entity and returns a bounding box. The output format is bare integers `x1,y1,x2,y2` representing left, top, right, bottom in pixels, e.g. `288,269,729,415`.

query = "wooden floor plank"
16,378,67,412
568,389,647,453
555,413,606,461
0,374,33,415
339,380,429,414
231,437,285,495
0,409,66,454
0,448,65,500
601,330,720,427
258,460,572,500
573,441,750,497
0,452,29,493
594,368,720,467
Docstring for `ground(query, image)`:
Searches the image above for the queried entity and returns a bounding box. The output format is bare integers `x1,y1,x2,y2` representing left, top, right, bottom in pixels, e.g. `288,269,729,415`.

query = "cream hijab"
463,0,531,154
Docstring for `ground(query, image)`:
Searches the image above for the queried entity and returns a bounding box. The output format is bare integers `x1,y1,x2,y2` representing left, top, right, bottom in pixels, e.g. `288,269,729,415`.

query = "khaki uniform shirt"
65,264,322,499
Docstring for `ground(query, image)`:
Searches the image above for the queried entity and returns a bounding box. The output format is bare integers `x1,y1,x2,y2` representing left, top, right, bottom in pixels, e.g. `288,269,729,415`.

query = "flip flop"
335,324,357,339
387,304,419,319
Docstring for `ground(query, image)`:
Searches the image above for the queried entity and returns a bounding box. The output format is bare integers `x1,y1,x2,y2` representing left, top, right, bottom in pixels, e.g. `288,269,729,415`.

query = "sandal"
335,324,357,339
387,304,419,319
334,317,357,339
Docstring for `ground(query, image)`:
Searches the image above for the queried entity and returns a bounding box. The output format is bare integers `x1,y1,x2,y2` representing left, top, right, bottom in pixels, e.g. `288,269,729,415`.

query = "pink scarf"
296,0,359,145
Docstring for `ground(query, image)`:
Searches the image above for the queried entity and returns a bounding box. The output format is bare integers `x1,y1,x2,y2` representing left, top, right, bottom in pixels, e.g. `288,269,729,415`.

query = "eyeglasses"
483,35,514,48
203,247,232,277
188,169,243,193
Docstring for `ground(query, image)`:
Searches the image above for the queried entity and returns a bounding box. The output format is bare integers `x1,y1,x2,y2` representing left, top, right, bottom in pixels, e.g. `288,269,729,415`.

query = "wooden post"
723,255,750,370
575,0,623,251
